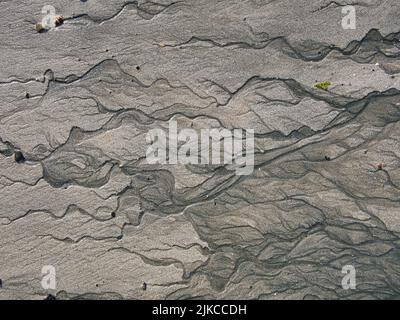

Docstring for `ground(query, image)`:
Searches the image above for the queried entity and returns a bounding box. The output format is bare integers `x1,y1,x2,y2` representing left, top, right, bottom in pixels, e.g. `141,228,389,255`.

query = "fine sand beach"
1,0,400,300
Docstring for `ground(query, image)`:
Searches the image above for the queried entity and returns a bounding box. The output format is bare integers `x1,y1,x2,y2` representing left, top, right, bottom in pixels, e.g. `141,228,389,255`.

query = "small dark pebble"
96,284,99,288
44,294,56,300
142,282,147,291
325,156,331,161
111,212,116,218
391,75,396,79
0,279,3,288
117,235,123,240
136,66,140,71
14,151,25,163
25,93,30,99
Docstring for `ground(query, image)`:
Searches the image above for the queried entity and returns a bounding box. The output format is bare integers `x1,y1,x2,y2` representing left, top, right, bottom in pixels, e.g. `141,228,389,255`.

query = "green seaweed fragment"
314,81,332,91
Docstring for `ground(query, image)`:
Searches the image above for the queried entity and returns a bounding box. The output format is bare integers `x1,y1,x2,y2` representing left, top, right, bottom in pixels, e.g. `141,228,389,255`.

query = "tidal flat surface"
1,0,400,299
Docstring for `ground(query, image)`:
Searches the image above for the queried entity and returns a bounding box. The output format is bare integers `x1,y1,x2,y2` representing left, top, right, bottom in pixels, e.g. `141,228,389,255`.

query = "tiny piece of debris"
324,156,331,161
55,15,64,27
142,282,147,291
44,294,56,300
111,212,116,218
25,93,30,99
14,151,25,163
314,81,331,91
0,279,3,288
159,42,166,48
34,23,45,33
377,163,385,170
35,15,63,33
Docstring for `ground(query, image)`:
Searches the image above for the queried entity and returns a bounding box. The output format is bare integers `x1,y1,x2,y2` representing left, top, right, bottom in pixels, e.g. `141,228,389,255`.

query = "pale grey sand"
0,0,400,299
